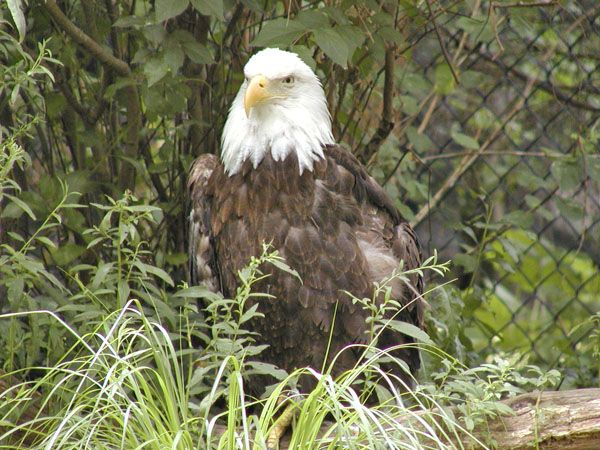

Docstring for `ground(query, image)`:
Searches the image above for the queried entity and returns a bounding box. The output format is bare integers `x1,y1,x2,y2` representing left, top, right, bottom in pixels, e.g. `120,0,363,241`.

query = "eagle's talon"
266,403,296,450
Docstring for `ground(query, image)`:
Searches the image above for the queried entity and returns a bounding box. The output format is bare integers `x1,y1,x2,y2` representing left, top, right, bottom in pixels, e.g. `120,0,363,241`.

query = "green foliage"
428,354,560,433
181,245,294,399
350,253,448,347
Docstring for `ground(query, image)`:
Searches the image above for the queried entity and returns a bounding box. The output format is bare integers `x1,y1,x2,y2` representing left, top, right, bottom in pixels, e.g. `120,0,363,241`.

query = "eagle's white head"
221,48,335,175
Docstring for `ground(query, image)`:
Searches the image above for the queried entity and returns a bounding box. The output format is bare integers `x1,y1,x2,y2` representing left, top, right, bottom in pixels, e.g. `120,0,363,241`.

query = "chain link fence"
395,4,599,386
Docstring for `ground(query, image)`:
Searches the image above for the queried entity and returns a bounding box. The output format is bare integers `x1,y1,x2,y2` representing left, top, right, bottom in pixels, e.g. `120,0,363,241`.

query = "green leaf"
163,45,185,74
290,45,316,70
434,63,456,95
51,243,86,266
402,73,431,95
134,261,174,286
36,236,57,250
0,201,24,219
322,6,349,25
378,26,404,46
588,156,600,182
143,55,169,86
313,28,350,68
399,95,419,115
175,285,222,302
6,278,24,302
239,303,260,323
7,0,26,42
456,16,494,43
7,231,24,242
456,16,484,34
113,15,147,28
246,361,288,380
451,130,479,150
498,210,533,229
118,279,130,303
555,197,584,221
386,320,434,345
143,24,167,45
296,10,329,29
405,126,434,153
335,25,365,55
454,253,478,272
4,194,36,220
156,0,188,22
269,258,301,281
551,158,582,191
252,18,306,47
190,0,223,19
91,262,114,289
182,41,213,64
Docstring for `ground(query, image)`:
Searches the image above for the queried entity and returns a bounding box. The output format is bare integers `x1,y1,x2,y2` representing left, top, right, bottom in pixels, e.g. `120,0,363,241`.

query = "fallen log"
475,388,600,450
213,388,600,449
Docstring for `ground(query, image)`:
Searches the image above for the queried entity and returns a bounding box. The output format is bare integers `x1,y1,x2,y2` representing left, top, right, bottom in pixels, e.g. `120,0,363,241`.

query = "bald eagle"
188,48,423,394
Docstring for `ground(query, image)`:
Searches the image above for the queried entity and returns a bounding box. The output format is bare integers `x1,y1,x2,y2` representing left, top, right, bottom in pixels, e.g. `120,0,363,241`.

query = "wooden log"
475,388,600,449
215,388,600,449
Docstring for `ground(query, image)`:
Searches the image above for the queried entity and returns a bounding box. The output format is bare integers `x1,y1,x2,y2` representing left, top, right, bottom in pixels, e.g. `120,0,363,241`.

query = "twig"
425,0,460,85
422,150,558,161
397,0,463,56
489,4,505,58
574,137,589,257
492,0,558,9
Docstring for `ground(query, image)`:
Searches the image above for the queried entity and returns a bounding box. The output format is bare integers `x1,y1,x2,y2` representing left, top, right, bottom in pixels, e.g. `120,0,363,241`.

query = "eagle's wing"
326,144,424,372
188,154,220,292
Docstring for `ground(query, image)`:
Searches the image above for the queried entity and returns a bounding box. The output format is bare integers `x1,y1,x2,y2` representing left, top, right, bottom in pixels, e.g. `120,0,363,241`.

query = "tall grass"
0,299,486,450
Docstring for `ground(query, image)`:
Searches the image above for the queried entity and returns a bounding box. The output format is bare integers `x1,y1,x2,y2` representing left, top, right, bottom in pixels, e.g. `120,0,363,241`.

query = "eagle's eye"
283,76,295,85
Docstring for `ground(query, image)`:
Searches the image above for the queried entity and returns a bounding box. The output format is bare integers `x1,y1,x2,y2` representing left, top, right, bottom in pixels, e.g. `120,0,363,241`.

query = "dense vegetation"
1,0,598,448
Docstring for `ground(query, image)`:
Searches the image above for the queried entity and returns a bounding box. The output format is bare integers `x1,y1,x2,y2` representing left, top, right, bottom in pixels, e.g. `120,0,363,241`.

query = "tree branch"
492,0,558,9
358,46,395,164
43,0,140,190
43,0,130,77
119,85,141,190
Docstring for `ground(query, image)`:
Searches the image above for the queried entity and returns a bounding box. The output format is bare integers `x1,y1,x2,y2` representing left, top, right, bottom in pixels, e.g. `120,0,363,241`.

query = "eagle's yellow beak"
244,75,271,117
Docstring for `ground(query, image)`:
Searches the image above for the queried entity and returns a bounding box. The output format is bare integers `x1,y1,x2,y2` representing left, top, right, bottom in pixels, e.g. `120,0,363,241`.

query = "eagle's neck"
220,86,334,176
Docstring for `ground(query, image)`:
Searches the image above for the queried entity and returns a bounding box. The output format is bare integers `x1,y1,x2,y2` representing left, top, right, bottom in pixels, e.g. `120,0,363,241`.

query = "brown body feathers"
188,144,423,393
